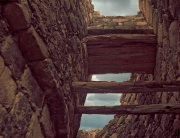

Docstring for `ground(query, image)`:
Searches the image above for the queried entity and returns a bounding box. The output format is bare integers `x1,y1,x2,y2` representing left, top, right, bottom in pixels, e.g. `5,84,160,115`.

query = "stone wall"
88,11,153,34
94,0,180,138
0,0,93,138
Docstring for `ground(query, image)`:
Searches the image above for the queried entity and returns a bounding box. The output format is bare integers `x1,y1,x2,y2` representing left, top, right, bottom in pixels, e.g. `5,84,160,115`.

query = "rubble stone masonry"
94,0,180,138
0,0,93,138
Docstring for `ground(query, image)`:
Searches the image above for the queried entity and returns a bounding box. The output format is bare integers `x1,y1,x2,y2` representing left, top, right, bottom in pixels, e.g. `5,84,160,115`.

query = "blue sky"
80,0,139,130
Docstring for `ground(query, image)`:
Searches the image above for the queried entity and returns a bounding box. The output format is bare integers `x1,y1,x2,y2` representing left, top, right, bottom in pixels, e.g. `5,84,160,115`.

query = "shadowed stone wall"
0,0,93,138
93,0,180,138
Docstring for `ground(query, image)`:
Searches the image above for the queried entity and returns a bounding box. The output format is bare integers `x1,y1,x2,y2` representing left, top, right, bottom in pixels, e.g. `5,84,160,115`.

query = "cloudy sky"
92,0,139,16
80,0,139,130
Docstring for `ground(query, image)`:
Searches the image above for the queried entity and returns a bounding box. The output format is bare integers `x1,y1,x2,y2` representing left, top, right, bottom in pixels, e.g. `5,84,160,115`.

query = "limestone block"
40,104,55,138
169,20,179,50
1,35,25,79
0,56,4,75
0,67,16,109
17,68,44,108
25,113,44,138
3,2,31,31
19,26,49,61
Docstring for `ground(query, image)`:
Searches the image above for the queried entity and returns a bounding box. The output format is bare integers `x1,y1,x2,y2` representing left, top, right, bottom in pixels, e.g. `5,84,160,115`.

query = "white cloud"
92,0,139,16
91,75,99,81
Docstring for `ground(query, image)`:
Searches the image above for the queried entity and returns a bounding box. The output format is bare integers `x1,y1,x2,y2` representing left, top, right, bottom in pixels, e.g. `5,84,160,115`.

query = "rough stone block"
29,59,58,90
102,18,111,22
0,19,9,41
0,67,16,109
25,113,44,138
40,104,55,138
0,56,4,75
19,26,49,61
17,68,44,108
3,2,31,31
162,14,170,38
136,21,148,26
1,92,33,138
0,104,7,124
152,9,158,34
112,18,129,23
1,35,25,79
157,23,163,46
169,20,179,50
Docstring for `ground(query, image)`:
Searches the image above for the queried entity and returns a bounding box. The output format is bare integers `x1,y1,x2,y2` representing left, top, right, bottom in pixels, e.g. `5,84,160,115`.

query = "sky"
92,0,139,16
79,0,139,130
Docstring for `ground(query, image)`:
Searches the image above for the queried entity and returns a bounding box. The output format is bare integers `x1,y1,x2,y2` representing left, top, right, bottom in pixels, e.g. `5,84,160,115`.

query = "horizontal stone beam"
86,34,157,74
75,104,180,114
86,34,157,47
72,81,180,93
88,63,155,74
88,28,154,35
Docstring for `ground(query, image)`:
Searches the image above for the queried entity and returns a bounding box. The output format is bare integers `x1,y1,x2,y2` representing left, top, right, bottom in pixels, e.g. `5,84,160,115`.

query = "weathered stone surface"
0,0,91,137
88,14,154,35
93,1,180,138
0,19,9,41
152,9,158,34
3,2,31,31
19,26,49,61
0,104,7,124
0,92,33,138
0,67,16,109
40,104,55,138
25,113,44,138
77,129,101,138
0,55,4,76
169,20,179,50
17,68,44,108
29,59,58,90
157,23,163,46
1,35,25,79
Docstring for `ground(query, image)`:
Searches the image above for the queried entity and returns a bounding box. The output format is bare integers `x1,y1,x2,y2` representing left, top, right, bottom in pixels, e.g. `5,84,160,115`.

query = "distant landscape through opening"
80,0,139,130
